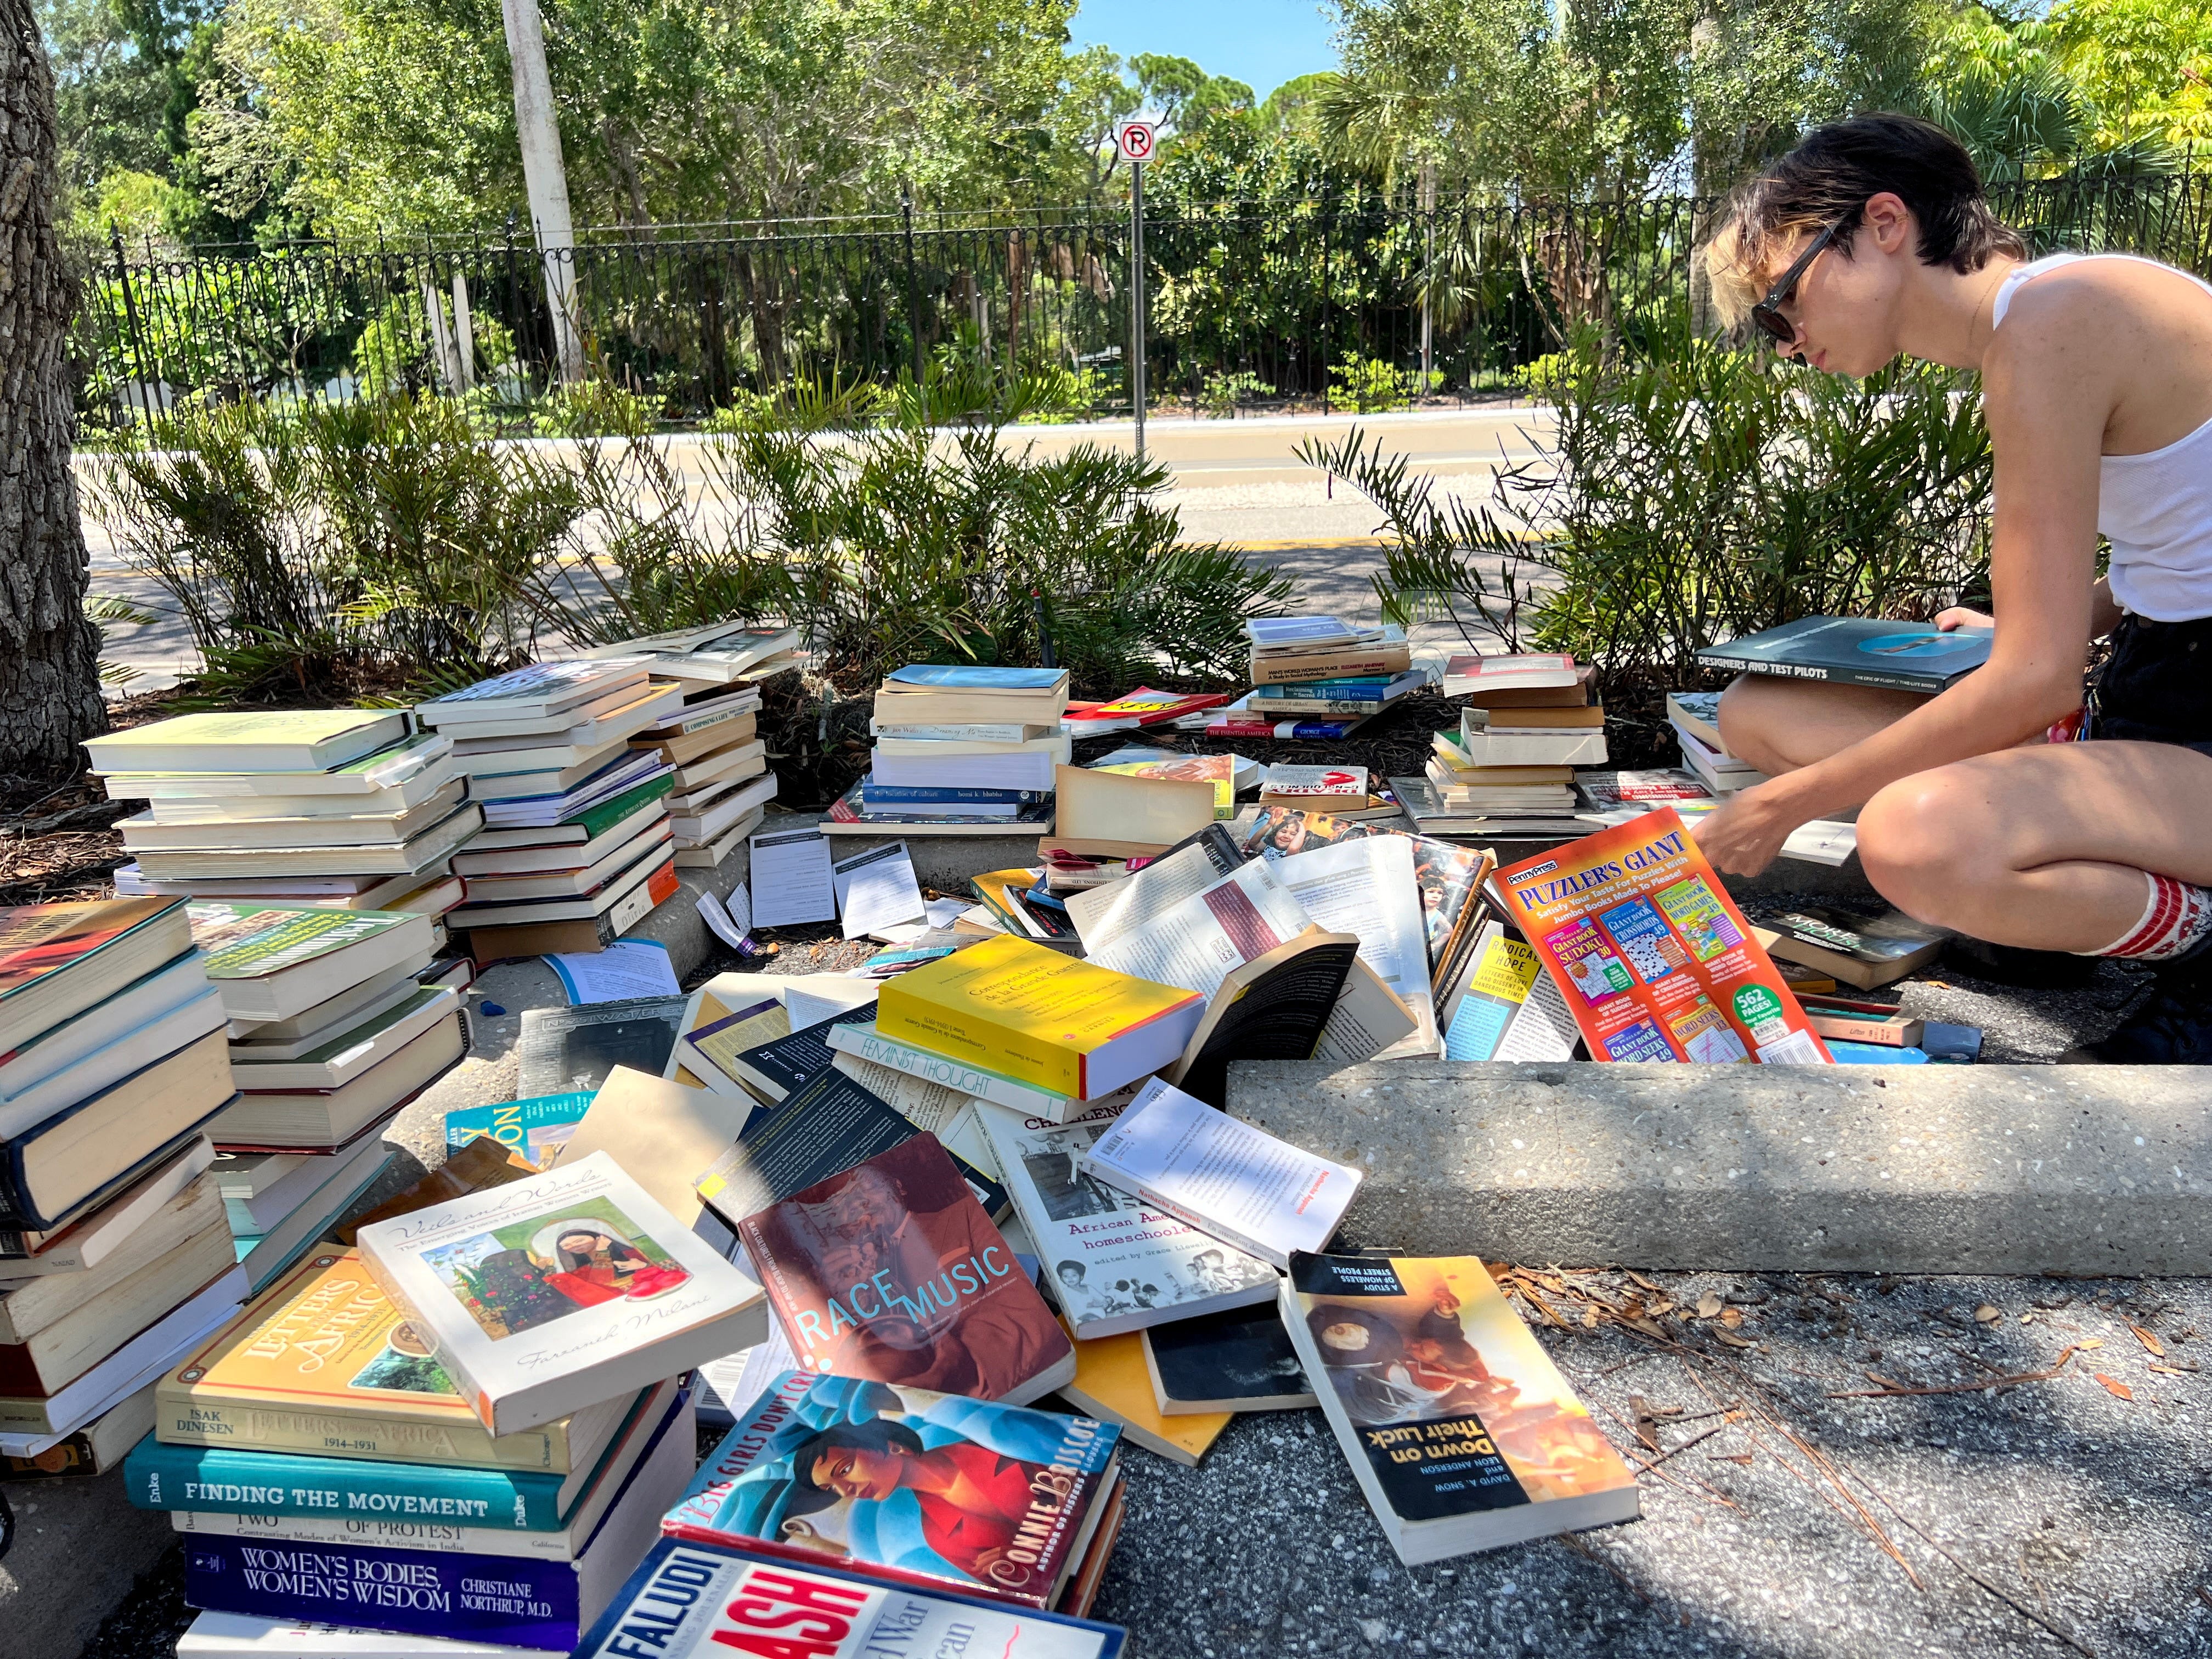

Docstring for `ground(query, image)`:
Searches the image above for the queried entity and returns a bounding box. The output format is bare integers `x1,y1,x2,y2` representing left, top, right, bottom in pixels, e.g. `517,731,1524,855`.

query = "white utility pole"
501,0,585,383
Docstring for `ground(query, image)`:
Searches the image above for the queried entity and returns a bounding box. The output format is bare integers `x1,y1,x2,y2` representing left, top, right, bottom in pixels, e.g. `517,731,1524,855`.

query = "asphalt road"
75,405,1556,690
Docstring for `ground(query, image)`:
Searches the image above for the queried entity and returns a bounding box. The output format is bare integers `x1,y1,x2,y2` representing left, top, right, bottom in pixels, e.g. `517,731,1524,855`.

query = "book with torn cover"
1283,1251,1638,1564
735,1135,1074,1407
356,1152,768,1436
663,1369,1121,1612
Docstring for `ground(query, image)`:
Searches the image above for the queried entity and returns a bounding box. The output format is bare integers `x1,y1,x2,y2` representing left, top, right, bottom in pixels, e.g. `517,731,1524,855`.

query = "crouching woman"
1694,114,2212,1062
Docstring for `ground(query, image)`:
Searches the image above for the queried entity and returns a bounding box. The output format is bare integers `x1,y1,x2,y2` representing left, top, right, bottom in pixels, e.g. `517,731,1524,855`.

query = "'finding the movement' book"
1282,1251,1639,1564
664,1369,1122,1611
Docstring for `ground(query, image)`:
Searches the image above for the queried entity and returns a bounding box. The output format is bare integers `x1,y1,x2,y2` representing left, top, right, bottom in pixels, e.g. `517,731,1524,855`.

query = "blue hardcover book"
858,784,1046,805
181,1388,696,1649
128,1435,576,1530
1696,615,1990,693
883,665,1065,691
575,1537,1127,1659
1252,672,1417,697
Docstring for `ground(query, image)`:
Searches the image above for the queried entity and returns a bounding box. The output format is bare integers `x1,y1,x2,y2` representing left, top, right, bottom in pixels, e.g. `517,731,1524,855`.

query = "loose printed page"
830,840,926,940
1273,836,1439,1057
547,938,680,1005
748,827,836,927
1489,809,1831,1065
1081,859,1314,996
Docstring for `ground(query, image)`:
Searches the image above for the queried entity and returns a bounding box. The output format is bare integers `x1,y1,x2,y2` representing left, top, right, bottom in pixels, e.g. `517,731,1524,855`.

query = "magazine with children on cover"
1488,809,1833,1065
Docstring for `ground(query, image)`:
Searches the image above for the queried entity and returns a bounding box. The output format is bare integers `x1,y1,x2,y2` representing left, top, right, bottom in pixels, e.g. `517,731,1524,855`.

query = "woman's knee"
1716,675,1793,774
1856,770,1994,922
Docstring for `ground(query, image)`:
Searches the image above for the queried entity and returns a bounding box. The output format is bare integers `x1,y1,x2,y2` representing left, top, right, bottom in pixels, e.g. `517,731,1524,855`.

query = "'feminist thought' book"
357,1152,768,1436
575,1537,1126,1659
735,1135,1075,1407
663,1369,1122,1611
1280,1251,1638,1564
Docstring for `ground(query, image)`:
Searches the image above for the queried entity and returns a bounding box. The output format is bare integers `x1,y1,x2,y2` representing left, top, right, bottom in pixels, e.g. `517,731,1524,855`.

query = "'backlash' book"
735,1136,1074,1407
663,1369,1121,1611
357,1153,768,1436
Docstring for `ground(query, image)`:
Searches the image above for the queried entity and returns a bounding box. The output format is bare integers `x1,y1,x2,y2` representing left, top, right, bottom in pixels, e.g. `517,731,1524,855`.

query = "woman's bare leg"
1716,674,1927,775
1855,740,2212,950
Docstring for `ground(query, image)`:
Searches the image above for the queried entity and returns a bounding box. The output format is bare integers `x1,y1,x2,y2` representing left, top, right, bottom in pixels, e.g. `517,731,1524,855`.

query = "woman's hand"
1933,606,1995,632
1688,782,1811,878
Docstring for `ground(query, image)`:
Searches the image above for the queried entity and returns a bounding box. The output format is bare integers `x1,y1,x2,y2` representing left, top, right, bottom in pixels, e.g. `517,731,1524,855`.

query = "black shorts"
2083,612,2212,758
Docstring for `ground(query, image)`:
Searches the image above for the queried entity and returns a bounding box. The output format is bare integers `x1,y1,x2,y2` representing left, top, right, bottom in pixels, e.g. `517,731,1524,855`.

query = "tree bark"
0,0,103,773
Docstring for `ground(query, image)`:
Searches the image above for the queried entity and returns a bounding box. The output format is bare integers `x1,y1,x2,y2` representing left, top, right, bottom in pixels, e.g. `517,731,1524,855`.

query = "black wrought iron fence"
71,162,2212,426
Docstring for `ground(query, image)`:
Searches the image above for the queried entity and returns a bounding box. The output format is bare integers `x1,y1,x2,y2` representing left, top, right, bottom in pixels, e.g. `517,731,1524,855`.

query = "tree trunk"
0,0,102,773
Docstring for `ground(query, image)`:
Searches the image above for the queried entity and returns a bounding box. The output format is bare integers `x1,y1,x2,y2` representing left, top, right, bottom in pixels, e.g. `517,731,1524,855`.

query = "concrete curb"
1225,1058,2212,1275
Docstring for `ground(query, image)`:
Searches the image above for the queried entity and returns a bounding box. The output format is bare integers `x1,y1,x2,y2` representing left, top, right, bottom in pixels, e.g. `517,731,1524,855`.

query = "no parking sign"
1114,119,1158,165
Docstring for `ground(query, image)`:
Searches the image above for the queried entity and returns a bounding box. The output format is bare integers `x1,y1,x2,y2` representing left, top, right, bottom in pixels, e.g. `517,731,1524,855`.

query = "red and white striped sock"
2080,871,2212,960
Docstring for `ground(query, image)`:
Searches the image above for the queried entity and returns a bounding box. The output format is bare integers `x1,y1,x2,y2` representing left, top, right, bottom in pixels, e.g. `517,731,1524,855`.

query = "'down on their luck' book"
576,1537,1126,1659
1281,1251,1639,1565
735,1135,1074,1408
663,1369,1121,1611
356,1152,768,1437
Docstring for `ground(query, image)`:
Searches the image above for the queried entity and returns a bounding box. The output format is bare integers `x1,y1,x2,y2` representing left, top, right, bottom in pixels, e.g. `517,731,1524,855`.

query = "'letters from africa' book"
357,1153,768,1436
663,1368,1121,1611
735,1135,1075,1407
1281,1251,1638,1564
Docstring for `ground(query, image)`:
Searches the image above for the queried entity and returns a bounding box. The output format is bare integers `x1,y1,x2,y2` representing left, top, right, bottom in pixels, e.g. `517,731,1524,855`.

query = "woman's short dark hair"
1709,114,2028,327
789,1418,927,1493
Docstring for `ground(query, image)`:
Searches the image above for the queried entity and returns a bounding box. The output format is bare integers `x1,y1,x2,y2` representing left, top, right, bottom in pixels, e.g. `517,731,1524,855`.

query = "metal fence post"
110,224,153,421
901,183,925,392
1130,157,1146,461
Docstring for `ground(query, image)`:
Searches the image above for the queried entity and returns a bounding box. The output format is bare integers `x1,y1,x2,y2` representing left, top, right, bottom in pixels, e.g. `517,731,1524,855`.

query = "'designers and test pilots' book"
663,1369,1121,1612
1696,615,1990,693
1282,1251,1638,1565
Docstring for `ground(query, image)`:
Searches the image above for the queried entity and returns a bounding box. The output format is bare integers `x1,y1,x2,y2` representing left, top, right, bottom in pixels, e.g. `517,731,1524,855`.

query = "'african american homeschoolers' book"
357,1152,768,1436
663,1370,1122,1611
1282,1251,1638,1565
575,1538,1127,1659
736,1135,1075,1407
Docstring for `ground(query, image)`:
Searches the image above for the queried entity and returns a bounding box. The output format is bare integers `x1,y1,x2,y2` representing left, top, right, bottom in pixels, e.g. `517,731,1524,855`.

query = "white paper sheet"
546,938,680,1005
1082,857,1314,995
1274,835,1441,1057
748,826,837,927
831,840,927,940
697,888,759,953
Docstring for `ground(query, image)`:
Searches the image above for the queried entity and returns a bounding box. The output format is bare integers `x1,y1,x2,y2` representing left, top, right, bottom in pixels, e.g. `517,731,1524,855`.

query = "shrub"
1329,354,1421,414
1200,370,1274,417
1301,334,1995,695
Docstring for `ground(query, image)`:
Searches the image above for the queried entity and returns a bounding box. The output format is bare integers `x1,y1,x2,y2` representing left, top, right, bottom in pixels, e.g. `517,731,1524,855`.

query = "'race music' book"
664,1369,1121,1611
736,1135,1075,1408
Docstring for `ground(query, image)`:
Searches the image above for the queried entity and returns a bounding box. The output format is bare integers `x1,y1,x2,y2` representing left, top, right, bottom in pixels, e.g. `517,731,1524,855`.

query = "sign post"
1114,117,1158,461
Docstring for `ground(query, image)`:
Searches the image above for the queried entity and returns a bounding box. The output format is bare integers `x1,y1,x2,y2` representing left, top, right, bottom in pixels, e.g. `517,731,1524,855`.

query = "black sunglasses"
1749,218,1848,346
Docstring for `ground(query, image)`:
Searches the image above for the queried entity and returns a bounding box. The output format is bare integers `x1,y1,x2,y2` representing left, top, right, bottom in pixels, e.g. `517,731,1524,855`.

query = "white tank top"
1992,251,2212,620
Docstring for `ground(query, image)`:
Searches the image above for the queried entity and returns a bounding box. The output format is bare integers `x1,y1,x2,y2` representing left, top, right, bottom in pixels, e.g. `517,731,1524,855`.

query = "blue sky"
1068,1,1341,99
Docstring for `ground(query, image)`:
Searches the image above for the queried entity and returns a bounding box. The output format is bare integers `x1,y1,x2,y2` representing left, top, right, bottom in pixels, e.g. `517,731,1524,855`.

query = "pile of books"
194,896,467,1290
1414,653,1603,836
93,710,476,936
1206,616,1419,740
1,898,246,1480
418,660,687,959
137,1152,768,1653
827,664,1070,834
588,622,799,866
1667,689,1770,793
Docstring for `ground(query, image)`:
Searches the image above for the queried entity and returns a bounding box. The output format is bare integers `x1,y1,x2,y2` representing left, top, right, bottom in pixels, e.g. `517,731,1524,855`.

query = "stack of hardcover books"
418,661,686,960
142,1152,770,1652
1206,616,1417,740
1666,689,1770,793
827,664,1069,834
584,621,802,693
1,898,247,1476
91,712,477,936
193,898,465,1289
1413,653,1605,836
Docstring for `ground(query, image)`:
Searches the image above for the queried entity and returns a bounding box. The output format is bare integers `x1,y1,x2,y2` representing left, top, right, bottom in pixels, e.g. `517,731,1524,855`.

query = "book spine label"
172,1509,577,1561
126,1437,561,1527
871,723,1036,742
153,1396,560,1470
183,1533,579,1647
826,1028,1067,1118
860,785,1041,804
1211,720,1355,740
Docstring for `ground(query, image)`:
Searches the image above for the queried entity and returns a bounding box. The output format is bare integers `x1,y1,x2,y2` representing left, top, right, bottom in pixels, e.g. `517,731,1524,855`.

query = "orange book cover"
1489,809,1832,1064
